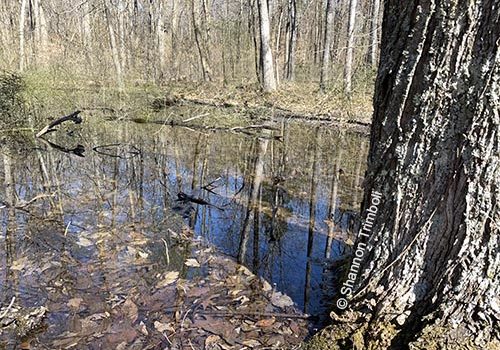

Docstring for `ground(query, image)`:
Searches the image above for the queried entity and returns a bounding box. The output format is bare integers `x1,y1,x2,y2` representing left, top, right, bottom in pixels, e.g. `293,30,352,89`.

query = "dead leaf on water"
76,237,93,247
185,258,201,268
67,297,83,310
122,299,138,323
154,320,175,333
205,334,221,347
156,271,179,288
10,257,28,271
138,321,148,336
270,291,294,308
255,318,275,327
242,339,261,347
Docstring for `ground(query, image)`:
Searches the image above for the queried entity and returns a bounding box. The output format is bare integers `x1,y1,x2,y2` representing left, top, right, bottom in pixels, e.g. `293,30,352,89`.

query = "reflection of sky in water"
150,124,368,317
1,120,368,321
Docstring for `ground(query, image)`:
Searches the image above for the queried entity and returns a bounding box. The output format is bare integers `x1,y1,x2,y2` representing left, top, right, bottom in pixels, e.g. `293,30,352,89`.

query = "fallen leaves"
1,221,309,349
76,236,93,247
271,291,294,308
122,299,138,323
255,317,275,327
156,271,179,288
67,298,83,310
185,258,201,268
10,257,28,271
153,320,175,333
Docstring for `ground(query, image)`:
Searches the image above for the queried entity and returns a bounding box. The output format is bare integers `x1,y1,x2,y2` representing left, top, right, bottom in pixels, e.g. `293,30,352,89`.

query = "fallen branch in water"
144,119,284,139
36,110,83,138
151,95,371,133
197,310,311,320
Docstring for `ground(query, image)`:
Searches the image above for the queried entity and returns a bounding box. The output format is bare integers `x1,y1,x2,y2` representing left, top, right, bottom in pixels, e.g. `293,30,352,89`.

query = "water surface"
0,115,368,344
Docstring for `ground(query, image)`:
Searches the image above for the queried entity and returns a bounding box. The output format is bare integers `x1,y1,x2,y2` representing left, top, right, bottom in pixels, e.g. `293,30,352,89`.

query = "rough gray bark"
343,0,357,94
258,0,277,92
327,1,500,349
319,0,336,91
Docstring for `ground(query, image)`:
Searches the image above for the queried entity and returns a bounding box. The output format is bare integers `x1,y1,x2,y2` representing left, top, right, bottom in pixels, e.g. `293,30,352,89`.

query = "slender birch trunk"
18,0,27,71
258,0,276,92
368,0,380,68
104,1,124,89
344,0,357,94
319,0,335,91
284,0,297,81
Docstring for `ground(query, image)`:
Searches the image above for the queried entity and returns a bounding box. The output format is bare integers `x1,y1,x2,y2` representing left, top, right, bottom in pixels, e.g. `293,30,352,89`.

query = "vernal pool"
0,114,368,348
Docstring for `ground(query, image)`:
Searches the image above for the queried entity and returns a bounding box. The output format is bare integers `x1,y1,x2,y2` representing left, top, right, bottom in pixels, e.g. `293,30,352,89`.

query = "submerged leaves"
0,222,308,349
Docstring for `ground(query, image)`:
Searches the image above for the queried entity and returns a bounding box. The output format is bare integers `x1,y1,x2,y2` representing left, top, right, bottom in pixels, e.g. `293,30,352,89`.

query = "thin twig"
161,238,170,265
182,113,210,123
0,296,16,320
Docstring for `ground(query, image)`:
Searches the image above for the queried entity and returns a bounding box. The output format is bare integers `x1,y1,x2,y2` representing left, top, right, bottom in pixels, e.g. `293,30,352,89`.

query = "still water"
0,116,368,345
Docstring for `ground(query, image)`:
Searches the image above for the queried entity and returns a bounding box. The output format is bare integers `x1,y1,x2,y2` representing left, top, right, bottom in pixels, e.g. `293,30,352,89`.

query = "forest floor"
21,71,374,133
163,81,373,123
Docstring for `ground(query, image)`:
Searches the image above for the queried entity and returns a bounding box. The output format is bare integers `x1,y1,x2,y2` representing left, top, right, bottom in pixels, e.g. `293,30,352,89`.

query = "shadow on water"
0,116,368,345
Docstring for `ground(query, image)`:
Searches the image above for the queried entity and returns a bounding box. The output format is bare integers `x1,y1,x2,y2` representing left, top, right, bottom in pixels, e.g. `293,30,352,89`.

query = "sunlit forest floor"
19,69,374,129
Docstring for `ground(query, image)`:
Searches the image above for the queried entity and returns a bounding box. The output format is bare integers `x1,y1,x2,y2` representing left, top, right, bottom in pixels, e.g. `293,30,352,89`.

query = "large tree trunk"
258,0,277,92
324,1,500,349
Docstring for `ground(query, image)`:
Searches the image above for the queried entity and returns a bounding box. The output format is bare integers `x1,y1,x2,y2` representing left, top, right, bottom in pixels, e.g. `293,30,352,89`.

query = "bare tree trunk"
38,1,48,50
238,136,269,264
170,0,179,79
284,0,297,81
104,1,124,90
157,0,167,78
191,0,212,81
258,0,277,92
250,0,260,83
319,0,335,91
32,0,40,61
326,1,500,349
274,6,283,86
18,0,27,71
117,1,127,74
343,0,357,94
82,0,92,67
367,0,380,68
